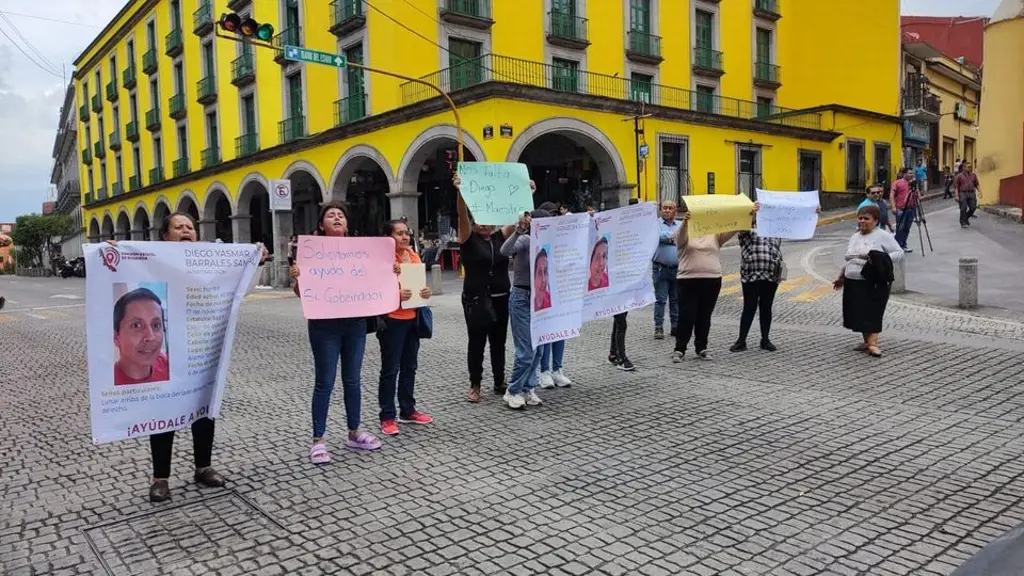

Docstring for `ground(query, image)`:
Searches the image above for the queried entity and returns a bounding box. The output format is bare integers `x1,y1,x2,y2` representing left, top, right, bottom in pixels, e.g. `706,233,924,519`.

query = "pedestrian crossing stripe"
718,274,833,303
790,283,835,303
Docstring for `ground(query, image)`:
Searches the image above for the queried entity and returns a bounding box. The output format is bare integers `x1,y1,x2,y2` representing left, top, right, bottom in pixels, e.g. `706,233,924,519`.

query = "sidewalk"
816,190,946,227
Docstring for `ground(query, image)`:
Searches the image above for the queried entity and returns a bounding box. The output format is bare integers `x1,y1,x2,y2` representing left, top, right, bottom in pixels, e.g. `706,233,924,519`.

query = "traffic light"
218,13,274,42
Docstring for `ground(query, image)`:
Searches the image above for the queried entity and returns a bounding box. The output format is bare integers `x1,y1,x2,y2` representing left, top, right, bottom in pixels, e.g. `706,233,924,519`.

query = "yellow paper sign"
685,194,754,237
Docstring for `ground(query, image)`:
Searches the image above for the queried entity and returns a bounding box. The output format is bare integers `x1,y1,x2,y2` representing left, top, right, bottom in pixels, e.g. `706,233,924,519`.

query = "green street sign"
283,45,347,68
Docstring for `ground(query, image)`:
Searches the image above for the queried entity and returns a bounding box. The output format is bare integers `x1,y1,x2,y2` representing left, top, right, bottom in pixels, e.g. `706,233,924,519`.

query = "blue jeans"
540,340,564,372
894,208,916,248
652,263,679,330
508,287,541,395
308,318,367,438
377,318,419,421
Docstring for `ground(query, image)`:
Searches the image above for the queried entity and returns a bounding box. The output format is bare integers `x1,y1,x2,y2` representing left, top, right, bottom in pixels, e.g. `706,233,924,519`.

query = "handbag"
365,315,385,334
464,294,496,329
776,259,788,283
416,307,434,339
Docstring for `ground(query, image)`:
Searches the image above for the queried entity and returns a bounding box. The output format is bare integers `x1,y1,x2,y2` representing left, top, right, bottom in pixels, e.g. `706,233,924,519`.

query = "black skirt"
842,278,890,334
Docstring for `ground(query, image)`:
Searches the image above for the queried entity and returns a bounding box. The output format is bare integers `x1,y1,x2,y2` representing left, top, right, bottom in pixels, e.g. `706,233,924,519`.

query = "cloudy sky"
0,0,1007,222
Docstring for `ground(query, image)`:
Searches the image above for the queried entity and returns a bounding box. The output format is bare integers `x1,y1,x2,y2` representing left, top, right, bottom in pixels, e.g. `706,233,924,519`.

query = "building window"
115,154,124,187
552,57,580,92
147,21,156,50
756,28,772,63
659,138,689,202
448,38,483,90
149,78,159,109
100,160,108,192
87,167,94,193
756,96,773,118
344,43,364,98
241,94,256,135
846,139,866,190
285,73,303,117
85,125,92,148
127,39,135,66
553,0,576,15
695,84,715,113
737,145,762,199
109,56,117,82
630,73,653,103
112,104,120,128
202,41,215,78
129,94,138,122
205,111,218,149
174,62,184,95
132,145,142,182
97,116,105,143
177,125,188,158
153,135,163,167
630,0,651,32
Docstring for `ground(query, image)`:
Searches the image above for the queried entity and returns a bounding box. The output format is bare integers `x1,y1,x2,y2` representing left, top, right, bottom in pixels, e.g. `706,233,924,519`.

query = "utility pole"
623,105,653,202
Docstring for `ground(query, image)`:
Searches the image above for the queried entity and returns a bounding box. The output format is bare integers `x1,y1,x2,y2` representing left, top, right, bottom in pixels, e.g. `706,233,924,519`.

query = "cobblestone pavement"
3,225,1024,575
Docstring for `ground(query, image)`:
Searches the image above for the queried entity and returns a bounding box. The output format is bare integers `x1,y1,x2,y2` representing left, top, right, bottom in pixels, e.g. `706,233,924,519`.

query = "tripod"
896,187,933,256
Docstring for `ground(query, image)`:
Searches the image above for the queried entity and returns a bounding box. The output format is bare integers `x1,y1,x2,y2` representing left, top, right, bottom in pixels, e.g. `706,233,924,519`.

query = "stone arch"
176,190,200,219
202,181,232,213
236,171,270,213
283,161,325,236
202,183,234,242
88,216,101,241
282,160,328,196
101,212,115,240
132,202,151,241
236,172,271,246
396,124,487,193
505,116,629,189
115,208,132,240
153,196,172,232
326,144,397,202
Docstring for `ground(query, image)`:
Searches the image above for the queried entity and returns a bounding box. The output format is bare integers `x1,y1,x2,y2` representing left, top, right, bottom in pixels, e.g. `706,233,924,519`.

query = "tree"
10,214,75,268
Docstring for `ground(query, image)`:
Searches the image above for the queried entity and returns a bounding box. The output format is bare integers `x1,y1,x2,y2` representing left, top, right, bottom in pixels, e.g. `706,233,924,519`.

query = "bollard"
891,258,906,294
430,265,444,295
958,257,978,309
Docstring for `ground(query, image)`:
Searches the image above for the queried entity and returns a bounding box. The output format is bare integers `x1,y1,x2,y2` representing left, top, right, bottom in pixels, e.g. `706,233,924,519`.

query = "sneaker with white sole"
552,370,572,387
505,392,526,409
697,349,712,360
525,390,543,406
538,371,555,389
671,350,685,363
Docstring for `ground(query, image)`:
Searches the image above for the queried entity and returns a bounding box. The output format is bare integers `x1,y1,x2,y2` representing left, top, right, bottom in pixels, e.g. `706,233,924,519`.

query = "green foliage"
9,214,75,268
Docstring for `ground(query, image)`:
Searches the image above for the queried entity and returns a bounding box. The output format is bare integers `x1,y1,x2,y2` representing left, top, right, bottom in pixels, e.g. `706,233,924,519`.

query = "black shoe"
760,340,777,352
654,327,664,340
494,380,507,396
608,354,621,366
194,468,226,488
729,341,747,352
696,350,711,360
670,327,677,338
617,357,636,371
149,480,171,502
0,296,5,311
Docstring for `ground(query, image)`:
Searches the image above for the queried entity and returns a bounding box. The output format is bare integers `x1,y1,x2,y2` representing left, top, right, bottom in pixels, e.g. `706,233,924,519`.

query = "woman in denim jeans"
377,219,433,436
289,203,384,464
500,209,550,410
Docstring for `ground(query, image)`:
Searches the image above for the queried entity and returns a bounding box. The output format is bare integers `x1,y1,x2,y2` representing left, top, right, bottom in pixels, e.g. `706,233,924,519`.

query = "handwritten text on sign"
296,235,400,319
456,162,533,225
684,194,754,237
755,189,820,240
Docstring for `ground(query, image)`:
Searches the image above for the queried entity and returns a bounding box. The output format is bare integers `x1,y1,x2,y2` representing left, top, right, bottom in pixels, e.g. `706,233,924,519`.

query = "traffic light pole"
215,33,472,241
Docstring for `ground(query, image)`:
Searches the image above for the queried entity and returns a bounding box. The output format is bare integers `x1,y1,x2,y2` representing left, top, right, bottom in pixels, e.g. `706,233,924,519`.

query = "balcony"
122,66,137,89
173,157,190,178
201,146,220,169
145,108,161,131
278,115,306,144
94,140,106,159
330,0,366,36
231,51,255,86
112,182,124,196
193,1,213,35
399,54,823,131
81,147,92,165
84,192,94,205
96,187,107,200
196,76,217,105
226,0,250,10
235,132,259,157
902,88,941,123
753,0,781,21
165,28,183,57
273,27,302,64
626,30,663,64
79,104,89,121
547,12,589,50
129,174,141,191
169,93,187,119
142,49,158,75
439,0,493,30
91,93,102,113
125,120,140,142
109,130,122,151
105,81,118,102
149,166,165,185
334,93,367,126
753,61,782,89
692,46,724,78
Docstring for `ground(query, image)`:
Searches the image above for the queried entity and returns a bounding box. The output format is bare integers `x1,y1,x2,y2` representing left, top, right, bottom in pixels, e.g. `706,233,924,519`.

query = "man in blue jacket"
652,200,680,339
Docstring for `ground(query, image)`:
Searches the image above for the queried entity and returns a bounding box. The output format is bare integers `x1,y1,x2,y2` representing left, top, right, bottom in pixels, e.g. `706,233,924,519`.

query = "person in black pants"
608,313,634,371
731,204,783,352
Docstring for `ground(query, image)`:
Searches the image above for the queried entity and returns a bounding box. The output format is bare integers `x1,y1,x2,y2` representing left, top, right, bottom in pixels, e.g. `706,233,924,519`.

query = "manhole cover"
82,491,285,575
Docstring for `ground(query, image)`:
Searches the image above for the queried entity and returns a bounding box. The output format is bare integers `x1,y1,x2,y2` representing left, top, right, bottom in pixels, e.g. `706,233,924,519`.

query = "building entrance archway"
328,145,395,238
285,165,325,236
237,178,271,247
115,211,131,240
132,205,151,241
88,218,100,242
202,188,234,242
101,214,114,240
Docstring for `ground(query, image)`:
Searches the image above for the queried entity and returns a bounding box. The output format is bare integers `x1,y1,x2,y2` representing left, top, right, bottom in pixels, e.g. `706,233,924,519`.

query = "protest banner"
296,235,399,319
684,194,755,236
530,203,659,347
755,189,820,240
83,241,261,444
456,162,533,225
399,263,429,309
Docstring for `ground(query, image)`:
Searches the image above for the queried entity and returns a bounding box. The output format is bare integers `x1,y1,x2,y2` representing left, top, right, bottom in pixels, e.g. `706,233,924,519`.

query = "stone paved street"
2,216,1024,576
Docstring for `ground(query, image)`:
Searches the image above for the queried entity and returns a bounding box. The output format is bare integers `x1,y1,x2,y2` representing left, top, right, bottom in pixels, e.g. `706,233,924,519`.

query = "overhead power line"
0,20,63,79
0,9,62,76
0,10,103,29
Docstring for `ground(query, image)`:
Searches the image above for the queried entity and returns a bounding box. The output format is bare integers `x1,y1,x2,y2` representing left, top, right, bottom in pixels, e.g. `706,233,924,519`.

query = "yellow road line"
790,283,835,303
721,273,740,285
0,315,14,323
720,285,742,296
776,275,815,294
34,311,65,319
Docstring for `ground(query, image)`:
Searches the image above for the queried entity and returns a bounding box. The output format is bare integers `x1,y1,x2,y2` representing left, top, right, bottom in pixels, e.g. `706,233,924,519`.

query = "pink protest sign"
296,235,400,320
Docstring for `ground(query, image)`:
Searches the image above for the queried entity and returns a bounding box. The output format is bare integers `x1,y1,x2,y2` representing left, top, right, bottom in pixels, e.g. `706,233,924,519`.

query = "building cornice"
786,104,901,125
73,0,156,79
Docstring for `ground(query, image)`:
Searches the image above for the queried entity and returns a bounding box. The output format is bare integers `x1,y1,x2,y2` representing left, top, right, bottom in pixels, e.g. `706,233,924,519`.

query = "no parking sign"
270,179,292,212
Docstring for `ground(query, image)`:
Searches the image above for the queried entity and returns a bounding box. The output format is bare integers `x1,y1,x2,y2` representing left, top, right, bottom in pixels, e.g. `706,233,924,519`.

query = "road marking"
777,275,815,294
34,311,65,319
50,294,82,300
720,285,741,296
801,246,834,284
26,313,47,319
0,315,13,323
721,273,740,284
790,283,835,303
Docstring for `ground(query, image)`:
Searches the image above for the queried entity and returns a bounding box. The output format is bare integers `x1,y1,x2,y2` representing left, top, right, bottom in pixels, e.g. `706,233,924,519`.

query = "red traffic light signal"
218,13,274,42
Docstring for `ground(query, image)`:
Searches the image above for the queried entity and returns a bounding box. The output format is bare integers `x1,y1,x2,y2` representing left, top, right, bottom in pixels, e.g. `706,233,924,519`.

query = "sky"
0,0,1008,223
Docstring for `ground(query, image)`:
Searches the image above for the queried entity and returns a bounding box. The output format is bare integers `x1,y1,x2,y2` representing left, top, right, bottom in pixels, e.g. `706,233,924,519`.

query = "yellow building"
74,0,901,285
900,40,981,183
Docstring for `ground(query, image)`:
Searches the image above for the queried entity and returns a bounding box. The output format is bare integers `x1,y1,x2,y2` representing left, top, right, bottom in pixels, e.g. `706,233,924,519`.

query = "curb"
981,205,1023,224
815,192,946,228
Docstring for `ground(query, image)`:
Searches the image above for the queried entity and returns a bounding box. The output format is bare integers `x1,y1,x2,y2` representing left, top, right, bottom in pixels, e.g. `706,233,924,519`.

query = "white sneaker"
551,370,572,388
525,390,543,406
538,371,555,389
507,393,526,409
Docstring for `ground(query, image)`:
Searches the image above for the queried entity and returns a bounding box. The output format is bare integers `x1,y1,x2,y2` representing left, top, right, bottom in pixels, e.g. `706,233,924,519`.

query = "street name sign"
283,45,347,68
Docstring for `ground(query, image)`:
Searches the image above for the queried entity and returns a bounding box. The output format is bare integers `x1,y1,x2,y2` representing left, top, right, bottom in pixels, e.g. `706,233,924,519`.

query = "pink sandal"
345,431,382,452
310,443,331,465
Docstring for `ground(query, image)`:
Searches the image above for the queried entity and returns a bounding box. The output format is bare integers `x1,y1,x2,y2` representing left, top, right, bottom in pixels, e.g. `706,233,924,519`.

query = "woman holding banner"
289,203,386,463
108,212,269,502
376,219,433,436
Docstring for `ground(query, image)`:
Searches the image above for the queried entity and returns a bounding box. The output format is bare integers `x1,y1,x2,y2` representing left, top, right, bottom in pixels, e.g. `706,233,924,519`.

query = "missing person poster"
83,241,261,444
